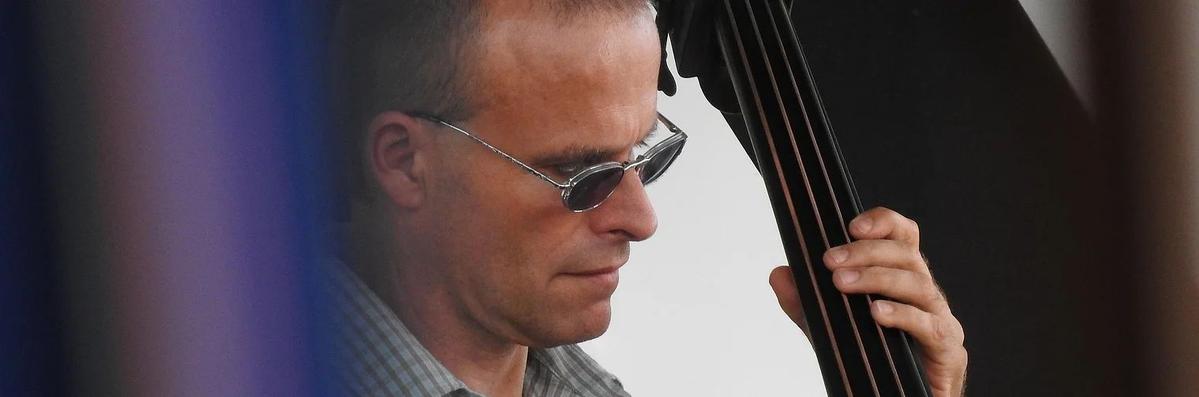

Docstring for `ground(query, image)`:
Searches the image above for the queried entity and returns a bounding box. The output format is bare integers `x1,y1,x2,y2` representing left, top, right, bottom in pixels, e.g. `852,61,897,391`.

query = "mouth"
560,266,621,292
564,266,620,277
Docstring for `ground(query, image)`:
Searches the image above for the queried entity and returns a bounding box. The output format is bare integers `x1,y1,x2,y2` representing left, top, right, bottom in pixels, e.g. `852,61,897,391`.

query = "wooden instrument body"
657,1,931,395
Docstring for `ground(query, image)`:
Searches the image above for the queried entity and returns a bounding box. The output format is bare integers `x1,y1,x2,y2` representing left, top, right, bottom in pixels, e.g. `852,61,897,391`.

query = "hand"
768,207,967,397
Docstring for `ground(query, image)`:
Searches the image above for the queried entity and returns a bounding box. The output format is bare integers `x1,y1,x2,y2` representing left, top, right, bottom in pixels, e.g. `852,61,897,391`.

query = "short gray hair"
332,0,654,200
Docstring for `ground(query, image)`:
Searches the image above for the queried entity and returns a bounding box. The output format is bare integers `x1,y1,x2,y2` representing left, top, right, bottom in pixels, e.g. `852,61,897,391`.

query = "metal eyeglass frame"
417,112,687,212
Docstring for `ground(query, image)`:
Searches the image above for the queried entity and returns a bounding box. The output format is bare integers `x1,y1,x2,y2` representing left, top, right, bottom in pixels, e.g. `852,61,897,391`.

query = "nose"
587,169,658,241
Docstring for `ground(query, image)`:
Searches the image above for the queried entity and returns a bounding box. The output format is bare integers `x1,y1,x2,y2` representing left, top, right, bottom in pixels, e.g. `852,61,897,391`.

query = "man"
332,1,968,396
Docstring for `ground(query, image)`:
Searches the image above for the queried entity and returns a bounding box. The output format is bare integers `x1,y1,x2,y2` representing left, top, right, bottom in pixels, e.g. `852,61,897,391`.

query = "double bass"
655,1,932,395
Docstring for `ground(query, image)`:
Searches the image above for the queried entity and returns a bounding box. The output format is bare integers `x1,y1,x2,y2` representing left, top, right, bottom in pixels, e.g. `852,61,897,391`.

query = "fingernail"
875,301,893,314
837,270,860,284
827,248,848,264
853,217,873,234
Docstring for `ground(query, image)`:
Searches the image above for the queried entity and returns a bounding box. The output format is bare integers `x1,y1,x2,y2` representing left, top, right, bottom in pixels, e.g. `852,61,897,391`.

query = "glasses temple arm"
656,112,683,133
433,120,570,189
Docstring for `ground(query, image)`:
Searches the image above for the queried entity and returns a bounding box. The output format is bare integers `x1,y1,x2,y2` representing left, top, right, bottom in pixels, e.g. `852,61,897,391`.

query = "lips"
561,265,621,292
563,266,620,277
560,246,629,292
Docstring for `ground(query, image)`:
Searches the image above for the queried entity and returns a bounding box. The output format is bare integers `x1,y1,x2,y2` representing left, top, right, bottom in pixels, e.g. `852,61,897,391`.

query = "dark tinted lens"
639,140,684,184
565,167,624,211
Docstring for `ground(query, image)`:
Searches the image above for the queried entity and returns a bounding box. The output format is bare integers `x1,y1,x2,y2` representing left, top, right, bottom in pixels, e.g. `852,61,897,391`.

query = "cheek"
432,154,585,273
431,162,618,343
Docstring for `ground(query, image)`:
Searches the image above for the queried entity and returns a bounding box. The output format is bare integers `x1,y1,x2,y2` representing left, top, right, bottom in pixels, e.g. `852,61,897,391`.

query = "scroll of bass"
655,1,932,396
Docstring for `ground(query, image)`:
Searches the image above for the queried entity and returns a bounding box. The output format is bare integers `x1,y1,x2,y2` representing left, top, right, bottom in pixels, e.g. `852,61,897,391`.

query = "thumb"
769,265,810,340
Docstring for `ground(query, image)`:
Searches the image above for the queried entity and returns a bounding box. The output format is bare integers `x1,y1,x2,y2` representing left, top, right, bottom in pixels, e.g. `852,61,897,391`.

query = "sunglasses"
418,113,687,212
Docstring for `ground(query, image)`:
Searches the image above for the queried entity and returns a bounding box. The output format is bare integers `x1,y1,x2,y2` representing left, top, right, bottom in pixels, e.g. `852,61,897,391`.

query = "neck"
346,208,530,397
385,260,529,397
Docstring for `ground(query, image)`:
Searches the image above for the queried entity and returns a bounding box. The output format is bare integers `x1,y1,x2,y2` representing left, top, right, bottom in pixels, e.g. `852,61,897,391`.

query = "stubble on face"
411,5,662,349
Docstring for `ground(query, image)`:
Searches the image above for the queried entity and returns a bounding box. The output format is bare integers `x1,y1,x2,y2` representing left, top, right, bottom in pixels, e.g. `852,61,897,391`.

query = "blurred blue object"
2,3,67,396
5,1,342,395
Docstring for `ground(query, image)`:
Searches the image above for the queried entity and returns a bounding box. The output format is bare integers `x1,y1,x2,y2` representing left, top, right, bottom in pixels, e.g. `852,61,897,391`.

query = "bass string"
717,1,855,395
762,1,908,394
728,0,890,395
737,0,880,395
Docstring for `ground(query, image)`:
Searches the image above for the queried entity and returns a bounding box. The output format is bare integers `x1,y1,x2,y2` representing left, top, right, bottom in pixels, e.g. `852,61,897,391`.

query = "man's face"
409,8,662,347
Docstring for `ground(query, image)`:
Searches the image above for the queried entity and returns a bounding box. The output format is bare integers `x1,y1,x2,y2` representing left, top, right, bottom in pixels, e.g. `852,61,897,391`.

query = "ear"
368,111,433,209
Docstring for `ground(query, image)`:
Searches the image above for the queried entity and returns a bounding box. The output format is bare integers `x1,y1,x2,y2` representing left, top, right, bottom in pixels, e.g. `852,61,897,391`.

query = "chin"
572,303,613,342
525,300,613,348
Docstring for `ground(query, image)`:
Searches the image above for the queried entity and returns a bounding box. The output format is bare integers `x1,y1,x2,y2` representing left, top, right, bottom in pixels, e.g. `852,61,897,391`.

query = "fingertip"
850,216,874,236
824,247,849,266
769,265,793,288
873,300,895,315
768,266,809,334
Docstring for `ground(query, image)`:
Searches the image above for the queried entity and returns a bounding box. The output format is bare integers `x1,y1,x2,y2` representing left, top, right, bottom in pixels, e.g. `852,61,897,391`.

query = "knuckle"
873,268,899,291
856,241,879,260
907,248,925,266
905,218,921,246
861,207,894,228
881,208,904,225
913,274,944,306
950,348,969,372
950,318,966,343
932,317,953,343
917,313,937,338
909,249,933,275
841,241,873,264
924,283,946,306
932,316,964,346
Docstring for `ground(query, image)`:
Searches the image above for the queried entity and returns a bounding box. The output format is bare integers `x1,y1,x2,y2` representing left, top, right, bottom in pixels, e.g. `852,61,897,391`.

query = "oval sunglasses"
418,113,687,212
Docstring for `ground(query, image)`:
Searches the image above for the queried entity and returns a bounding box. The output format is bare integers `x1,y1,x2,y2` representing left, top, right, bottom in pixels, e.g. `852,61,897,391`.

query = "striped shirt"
330,264,630,397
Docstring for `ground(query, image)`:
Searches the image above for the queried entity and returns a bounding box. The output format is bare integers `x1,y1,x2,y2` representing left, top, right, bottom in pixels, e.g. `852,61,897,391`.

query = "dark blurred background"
3,1,1196,396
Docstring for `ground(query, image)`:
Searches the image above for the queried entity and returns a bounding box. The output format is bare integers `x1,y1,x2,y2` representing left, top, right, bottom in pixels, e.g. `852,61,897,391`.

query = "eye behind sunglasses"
560,135,686,212
421,112,687,212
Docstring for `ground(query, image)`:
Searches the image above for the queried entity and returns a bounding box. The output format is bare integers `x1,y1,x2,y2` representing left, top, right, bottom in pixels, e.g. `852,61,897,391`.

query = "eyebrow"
529,121,661,166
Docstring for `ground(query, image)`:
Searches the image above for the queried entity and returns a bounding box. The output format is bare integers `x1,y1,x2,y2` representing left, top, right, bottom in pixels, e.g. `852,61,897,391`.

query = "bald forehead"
472,4,659,117
482,0,652,23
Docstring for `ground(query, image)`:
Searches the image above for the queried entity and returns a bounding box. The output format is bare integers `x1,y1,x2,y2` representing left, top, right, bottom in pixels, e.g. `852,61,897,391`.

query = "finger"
849,207,920,246
831,267,948,314
823,239,928,275
871,300,965,355
769,265,809,338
